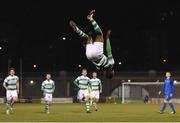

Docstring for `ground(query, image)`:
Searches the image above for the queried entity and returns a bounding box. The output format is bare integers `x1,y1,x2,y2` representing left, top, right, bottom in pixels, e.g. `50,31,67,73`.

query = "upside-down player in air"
70,10,115,79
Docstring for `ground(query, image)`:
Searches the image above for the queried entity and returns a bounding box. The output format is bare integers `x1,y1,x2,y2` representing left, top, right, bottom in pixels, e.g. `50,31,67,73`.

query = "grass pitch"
0,103,180,122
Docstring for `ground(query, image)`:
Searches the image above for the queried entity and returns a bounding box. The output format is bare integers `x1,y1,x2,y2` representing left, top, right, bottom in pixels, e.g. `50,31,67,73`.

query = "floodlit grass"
0,103,180,122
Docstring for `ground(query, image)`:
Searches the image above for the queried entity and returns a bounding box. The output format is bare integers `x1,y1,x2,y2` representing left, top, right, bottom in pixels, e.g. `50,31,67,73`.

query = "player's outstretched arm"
106,30,113,58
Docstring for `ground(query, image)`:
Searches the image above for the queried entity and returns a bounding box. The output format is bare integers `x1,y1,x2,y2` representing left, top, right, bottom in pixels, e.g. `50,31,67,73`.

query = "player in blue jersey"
158,72,176,114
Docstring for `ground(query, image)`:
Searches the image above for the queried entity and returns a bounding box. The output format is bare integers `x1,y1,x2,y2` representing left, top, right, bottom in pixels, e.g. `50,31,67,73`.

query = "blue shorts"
164,94,172,101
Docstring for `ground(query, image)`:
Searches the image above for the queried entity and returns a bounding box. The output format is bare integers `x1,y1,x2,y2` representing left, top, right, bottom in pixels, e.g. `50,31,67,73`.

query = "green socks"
91,20,102,34
75,27,88,39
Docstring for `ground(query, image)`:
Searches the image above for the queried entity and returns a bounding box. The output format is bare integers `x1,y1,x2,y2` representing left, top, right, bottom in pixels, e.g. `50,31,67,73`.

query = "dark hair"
9,68,15,72
92,71,97,74
46,73,51,76
82,68,87,72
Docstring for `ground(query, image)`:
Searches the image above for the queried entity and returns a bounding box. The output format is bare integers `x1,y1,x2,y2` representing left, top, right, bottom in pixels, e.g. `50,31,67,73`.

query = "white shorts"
44,93,53,102
77,89,89,100
92,91,100,99
86,42,104,61
6,90,18,100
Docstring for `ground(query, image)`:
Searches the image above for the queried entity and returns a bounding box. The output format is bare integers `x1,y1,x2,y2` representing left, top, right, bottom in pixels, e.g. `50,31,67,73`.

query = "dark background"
0,0,179,73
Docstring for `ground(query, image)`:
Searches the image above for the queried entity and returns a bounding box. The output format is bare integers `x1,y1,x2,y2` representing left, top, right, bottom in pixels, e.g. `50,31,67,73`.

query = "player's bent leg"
160,99,167,114
10,96,18,110
93,97,99,111
69,20,88,39
6,99,12,115
85,96,91,113
6,91,13,115
87,10,103,35
168,99,176,114
44,94,51,114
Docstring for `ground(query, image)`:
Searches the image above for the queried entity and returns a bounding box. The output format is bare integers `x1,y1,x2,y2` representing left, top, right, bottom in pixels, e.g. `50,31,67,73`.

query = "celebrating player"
89,71,102,111
73,69,91,113
41,73,55,114
69,10,115,79
3,68,19,115
158,72,176,114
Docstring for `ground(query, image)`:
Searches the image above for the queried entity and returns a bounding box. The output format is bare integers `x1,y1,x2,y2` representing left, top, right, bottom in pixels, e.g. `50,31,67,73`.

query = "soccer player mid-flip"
158,72,176,114
69,10,115,79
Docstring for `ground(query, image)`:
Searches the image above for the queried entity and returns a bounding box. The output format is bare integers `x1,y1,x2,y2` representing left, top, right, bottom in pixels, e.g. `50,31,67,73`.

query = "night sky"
0,0,179,73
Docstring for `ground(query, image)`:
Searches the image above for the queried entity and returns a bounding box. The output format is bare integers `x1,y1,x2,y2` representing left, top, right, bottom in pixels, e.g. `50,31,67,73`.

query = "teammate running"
3,68,19,115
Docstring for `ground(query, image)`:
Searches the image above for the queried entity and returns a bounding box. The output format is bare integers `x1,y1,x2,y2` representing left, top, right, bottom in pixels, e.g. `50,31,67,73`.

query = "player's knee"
93,98,96,102
164,99,167,103
13,97,18,101
85,96,90,101
96,99,99,102
169,100,172,103
108,57,115,65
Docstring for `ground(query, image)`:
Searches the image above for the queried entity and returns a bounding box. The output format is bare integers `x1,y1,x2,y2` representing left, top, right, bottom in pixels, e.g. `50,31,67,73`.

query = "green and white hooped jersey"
41,80,55,94
4,75,19,90
90,78,101,91
92,55,109,70
75,76,90,90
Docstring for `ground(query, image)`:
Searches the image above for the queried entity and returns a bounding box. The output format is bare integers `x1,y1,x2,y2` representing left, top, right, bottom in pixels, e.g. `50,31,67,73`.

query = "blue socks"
161,103,166,112
169,103,176,112
161,102,176,113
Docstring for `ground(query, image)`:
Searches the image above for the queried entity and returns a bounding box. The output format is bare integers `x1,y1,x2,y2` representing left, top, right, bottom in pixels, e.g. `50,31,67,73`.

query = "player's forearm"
161,85,165,92
53,85,55,92
99,82,102,92
3,83,8,90
41,86,44,91
16,82,19,91
73,80,79,87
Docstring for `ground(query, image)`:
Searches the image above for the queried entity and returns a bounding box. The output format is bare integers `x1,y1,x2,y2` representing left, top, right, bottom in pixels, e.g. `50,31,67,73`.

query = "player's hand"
5,87,9,91
106,29,111,38
87,10,95,21
158,91,161,95
17,89,19,94
170,93,173,97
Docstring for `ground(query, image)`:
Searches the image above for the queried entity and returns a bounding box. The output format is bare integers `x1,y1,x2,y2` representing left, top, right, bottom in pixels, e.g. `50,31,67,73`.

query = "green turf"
0,103,180,122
